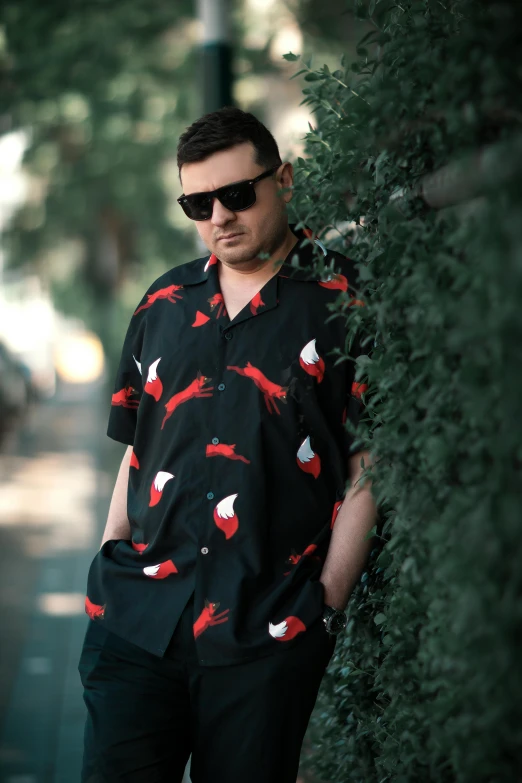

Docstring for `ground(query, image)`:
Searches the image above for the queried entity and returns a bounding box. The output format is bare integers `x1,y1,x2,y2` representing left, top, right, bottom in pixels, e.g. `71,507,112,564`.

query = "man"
79,106,377,783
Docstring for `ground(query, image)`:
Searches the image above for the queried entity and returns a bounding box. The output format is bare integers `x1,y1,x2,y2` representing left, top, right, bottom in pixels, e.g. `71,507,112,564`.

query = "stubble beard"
214,215,288,272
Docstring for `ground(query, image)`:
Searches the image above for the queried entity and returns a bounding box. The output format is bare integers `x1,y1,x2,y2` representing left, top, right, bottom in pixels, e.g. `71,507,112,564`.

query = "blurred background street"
0,378,123,781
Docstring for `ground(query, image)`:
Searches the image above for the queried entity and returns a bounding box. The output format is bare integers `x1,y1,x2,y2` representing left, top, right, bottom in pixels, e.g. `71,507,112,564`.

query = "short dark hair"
177,106,282,173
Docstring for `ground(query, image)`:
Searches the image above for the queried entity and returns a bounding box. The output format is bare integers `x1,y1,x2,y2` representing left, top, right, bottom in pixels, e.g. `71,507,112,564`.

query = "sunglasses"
177,166,280,221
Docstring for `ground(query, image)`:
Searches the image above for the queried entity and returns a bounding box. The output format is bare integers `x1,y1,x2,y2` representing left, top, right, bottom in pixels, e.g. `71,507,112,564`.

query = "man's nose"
211,198,236,226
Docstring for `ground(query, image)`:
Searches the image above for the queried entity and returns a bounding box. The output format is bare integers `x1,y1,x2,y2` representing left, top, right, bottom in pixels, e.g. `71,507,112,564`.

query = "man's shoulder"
129,255,211,320
145,255,210,294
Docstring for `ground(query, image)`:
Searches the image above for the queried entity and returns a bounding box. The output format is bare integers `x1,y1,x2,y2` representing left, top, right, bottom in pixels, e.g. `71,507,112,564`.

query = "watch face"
329,612,347,634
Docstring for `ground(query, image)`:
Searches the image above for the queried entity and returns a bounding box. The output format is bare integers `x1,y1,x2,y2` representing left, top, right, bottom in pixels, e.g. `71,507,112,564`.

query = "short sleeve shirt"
84,226,367,665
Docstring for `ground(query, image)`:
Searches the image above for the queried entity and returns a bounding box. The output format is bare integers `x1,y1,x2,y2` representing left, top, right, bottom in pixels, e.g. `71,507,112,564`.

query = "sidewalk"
0,381,122,782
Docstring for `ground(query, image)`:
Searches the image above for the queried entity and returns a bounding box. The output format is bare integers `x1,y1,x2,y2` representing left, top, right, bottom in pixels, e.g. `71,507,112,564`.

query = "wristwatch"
322,605,347,636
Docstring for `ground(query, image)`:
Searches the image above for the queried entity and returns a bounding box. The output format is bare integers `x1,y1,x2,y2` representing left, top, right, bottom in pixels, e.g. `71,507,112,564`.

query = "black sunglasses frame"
177,166,280,221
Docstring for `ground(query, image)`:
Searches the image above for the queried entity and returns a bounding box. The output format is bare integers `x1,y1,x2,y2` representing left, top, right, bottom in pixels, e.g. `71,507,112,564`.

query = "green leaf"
357,264,374,281
357,29,382,46
377,549,392,568
374,613,386,625
364,524,377,540
290,68,309,80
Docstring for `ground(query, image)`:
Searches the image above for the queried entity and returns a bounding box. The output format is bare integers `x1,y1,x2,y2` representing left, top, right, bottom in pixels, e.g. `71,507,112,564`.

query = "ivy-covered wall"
288,2,522,781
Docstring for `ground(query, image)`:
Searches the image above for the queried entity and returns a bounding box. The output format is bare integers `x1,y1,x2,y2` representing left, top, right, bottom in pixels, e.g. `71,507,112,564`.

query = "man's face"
180,142,293,269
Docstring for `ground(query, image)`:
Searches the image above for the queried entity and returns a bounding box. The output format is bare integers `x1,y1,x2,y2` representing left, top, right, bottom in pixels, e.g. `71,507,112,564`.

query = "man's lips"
217,233,242,240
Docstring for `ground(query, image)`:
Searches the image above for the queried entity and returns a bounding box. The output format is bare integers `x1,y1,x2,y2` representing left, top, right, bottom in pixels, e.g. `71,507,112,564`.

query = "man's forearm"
100,445,133,548
320,451,378,610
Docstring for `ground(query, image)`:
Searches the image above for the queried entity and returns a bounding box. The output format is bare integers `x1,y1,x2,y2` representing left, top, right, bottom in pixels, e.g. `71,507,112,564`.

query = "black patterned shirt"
84,226,367,665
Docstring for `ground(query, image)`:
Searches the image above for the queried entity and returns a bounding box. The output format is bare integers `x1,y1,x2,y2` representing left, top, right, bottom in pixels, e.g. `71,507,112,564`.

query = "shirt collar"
175,225,331,286
277,225,330,282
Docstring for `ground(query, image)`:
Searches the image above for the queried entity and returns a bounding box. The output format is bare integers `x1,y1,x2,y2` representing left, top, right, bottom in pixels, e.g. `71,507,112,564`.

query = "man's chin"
214,243,257,266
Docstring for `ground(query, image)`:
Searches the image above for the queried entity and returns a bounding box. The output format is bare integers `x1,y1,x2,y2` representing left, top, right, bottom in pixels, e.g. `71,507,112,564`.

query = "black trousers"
79,592,336,783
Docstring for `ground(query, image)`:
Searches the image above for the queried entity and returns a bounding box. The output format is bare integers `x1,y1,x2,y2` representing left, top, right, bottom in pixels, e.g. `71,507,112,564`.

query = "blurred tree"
1,0,199,359
291,0,362,47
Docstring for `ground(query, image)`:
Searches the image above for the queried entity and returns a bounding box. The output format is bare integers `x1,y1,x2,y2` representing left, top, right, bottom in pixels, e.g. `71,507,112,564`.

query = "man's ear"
278,161,294,204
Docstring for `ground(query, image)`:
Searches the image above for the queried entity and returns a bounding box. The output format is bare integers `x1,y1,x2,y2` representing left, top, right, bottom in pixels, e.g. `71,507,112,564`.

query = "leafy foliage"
1,0,198,360
288,1,522,780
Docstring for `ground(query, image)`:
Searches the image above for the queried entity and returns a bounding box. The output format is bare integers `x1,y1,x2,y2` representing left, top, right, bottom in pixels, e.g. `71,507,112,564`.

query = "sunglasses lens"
180,194,213,221
219,183,256,212
179,182,257,221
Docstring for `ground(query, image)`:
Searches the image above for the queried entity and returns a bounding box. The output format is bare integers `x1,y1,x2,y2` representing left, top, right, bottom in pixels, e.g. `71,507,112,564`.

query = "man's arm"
100,445,133,548
320,450,378,610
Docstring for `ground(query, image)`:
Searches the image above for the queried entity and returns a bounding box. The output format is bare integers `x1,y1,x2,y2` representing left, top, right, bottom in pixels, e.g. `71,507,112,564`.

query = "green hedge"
288,1,522,781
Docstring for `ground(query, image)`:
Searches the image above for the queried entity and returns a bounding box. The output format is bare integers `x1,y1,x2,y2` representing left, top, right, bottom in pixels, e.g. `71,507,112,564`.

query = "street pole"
197,0,233,113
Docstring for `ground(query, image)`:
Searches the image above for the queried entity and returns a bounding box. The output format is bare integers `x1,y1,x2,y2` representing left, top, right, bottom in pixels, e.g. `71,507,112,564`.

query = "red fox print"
331,500,343,529
296,436,321,478
319,273,348,292
208,293,227,318
204,253,218,273
213,493,239,539
193,599,230,639
149,471,174,507
133,355,142,375
161,373,214,429
283,543,320,575
131,541,148,554
144,358,163,401
143,559,178,579
226,363,288,415
299,339,325,383
250,291,266,315
351,381,368,400
130,451,140,469
192,310,210,327
205,443,250,464
345,296,365,308
269,616,306,641
85,596,105,620
134,285,183,314
111,386,140,409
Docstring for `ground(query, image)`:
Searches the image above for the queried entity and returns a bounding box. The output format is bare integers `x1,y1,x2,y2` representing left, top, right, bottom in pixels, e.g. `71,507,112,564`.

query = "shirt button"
224,331,233,340
206,491,214,500
211,437,219,445
201,547,209,555
218,383,225,391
